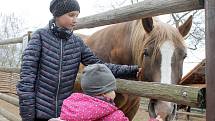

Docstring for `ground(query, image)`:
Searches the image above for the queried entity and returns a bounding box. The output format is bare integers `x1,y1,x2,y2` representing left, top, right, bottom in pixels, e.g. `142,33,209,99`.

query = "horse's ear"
142,17,154,33
178,15,193,37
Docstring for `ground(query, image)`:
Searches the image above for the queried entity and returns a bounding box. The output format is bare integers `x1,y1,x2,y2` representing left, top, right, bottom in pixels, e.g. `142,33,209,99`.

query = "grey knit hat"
50,0,80,17
81,64,116,96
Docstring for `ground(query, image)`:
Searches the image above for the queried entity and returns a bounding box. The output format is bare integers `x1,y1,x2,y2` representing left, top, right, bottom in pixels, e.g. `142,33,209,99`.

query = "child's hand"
156,115,163,121
48,117,65,121
148,115,163,121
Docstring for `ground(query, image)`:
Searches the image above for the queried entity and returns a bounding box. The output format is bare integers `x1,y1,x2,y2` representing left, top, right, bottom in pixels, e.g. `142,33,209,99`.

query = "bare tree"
130,0,139,4
167,10,205,51
93,0,143,13
0,13,24,68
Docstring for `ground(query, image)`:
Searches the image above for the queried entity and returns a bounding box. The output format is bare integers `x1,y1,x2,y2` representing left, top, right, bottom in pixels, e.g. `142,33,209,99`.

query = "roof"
180,59,206,86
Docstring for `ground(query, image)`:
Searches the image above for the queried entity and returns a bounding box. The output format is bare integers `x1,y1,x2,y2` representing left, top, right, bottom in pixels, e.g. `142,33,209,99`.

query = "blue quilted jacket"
16,22,138,121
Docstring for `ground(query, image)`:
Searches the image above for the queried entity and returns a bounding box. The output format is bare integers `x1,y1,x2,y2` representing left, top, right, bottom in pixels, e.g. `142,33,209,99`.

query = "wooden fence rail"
0,67,20,74
0,93,19,107
0,37,23,45
74,0,204,30
0,81,206,110
0,75,206,109
74,74,205,108
0,67,206,108
0,108,21,121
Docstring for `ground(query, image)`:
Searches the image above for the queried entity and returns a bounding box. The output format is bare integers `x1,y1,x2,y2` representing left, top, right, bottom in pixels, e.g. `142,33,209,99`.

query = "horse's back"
85,22,134,64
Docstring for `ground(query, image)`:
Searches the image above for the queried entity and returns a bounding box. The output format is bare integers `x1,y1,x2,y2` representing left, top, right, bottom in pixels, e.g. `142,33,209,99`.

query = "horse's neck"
130,20,146,66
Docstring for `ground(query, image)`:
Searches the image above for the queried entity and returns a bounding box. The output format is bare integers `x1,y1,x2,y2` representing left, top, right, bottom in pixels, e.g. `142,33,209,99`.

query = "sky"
0,0,169,34
0,0,101,32
0,0,205,76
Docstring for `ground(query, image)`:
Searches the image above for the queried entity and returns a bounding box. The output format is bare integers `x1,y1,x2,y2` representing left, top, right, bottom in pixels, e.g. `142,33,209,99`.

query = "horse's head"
138,16,192,121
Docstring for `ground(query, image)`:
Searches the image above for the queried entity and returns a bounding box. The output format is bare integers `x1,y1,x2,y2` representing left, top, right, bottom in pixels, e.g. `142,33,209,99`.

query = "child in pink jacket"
49,64,162,121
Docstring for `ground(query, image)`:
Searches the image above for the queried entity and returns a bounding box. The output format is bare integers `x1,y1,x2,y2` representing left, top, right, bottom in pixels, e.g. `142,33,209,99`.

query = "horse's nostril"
170,104,177,120
148,99,157,118
165,104,177,121
165,113,177,121
165,115,171,121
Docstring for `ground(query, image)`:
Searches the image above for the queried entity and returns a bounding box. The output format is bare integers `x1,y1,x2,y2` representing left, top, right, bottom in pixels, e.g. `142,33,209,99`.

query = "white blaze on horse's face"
160,41,175,84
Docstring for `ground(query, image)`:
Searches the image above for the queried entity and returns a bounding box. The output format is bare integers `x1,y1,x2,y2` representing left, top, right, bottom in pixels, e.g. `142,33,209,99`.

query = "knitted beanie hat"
81,64,116,96
50,0,80,17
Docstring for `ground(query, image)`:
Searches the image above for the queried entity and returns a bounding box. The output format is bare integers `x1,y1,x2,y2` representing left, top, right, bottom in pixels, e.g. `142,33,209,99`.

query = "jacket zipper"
55,39,63,117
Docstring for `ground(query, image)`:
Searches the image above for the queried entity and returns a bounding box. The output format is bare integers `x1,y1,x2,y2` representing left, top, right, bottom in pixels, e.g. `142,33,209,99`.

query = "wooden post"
22,31,32,52
205,0,215,120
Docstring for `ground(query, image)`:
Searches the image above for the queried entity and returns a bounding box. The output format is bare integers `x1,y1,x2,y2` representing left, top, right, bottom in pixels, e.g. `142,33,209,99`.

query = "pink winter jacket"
60,93,129,121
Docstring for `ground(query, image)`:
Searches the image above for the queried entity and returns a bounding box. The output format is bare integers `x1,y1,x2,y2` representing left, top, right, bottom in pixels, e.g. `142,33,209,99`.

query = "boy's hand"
137,68,144,80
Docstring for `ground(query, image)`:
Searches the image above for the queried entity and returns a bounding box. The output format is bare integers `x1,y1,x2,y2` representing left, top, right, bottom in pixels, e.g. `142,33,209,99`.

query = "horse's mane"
130,18,186,66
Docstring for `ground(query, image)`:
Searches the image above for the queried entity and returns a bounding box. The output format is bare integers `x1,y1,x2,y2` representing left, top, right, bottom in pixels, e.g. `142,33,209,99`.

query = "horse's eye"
183,53,187,59
143,49,149,56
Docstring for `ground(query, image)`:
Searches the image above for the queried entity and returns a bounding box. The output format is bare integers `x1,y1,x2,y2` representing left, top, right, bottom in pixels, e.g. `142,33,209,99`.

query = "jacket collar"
49,19,73,40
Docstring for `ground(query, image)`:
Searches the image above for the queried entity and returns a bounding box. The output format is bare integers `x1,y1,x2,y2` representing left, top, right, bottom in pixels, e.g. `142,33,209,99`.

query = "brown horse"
83,16,192,121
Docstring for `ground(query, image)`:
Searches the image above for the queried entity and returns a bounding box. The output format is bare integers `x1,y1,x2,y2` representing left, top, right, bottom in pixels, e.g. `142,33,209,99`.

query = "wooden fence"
0,0,213,120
